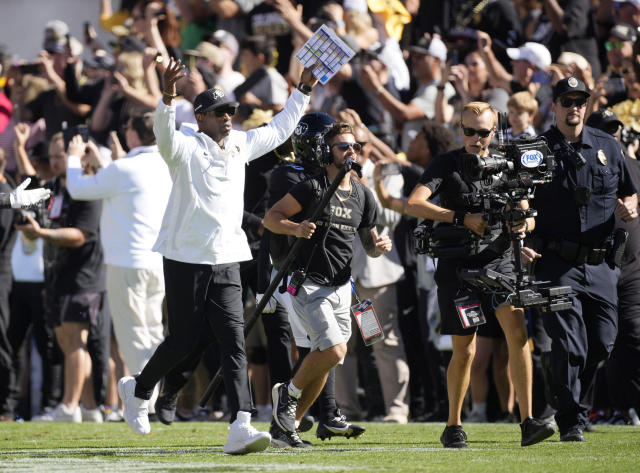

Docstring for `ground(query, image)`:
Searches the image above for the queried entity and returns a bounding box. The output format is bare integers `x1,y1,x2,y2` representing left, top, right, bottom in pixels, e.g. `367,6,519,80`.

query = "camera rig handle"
199,158,360,406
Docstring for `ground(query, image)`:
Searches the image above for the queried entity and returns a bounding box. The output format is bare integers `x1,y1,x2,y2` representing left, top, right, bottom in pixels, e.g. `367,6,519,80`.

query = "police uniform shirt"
418,147,511,257
536,125,638,244
288,173,377,286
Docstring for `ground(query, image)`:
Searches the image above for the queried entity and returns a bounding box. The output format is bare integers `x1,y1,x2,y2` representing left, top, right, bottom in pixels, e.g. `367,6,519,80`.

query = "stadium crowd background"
0,0,639,430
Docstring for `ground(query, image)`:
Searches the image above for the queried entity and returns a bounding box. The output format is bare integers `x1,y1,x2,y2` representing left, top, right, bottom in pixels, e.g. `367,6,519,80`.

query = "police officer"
523,77,638,441
405,101,555,448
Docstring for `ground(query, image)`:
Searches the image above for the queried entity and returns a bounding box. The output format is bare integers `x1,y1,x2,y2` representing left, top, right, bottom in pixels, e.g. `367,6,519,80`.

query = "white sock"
288,382,302,399
295,419,300,429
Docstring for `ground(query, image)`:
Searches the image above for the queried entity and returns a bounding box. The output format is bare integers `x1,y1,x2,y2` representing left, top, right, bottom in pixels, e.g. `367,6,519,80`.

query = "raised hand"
14,123,31,148
162,57,186,103
300,67,319,90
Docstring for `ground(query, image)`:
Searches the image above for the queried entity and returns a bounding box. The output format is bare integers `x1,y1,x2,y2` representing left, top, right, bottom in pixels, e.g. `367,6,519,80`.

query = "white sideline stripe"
0,458,364,472
3,446,480,457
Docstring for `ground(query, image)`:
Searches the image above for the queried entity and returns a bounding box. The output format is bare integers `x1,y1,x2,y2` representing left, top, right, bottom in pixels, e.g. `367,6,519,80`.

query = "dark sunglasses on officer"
557,96,588,108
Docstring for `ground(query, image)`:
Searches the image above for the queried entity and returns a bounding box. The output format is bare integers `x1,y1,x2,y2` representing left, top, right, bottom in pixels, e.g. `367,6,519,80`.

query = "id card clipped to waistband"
351,299,384,346
454,293,486,329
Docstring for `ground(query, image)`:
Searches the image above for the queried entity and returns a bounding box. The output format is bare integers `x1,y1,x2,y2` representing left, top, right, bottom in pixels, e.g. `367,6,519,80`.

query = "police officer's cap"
552,77,591,101
586,109,623,132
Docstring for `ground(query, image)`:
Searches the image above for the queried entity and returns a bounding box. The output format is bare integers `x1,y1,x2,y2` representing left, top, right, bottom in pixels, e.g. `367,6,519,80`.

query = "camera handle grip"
198,160,357,407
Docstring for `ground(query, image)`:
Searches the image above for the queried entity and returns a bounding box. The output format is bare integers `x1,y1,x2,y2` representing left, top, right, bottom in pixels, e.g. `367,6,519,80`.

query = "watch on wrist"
297,82,312,95
453,211,466,226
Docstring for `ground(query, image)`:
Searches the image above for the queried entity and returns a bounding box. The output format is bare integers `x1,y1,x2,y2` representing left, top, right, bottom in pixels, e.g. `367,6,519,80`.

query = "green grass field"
1,422,639,472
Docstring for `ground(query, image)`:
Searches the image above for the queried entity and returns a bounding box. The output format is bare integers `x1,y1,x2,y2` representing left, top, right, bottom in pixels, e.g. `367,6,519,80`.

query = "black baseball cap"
193,87,239,114
586,109,623,132
552,77,591,101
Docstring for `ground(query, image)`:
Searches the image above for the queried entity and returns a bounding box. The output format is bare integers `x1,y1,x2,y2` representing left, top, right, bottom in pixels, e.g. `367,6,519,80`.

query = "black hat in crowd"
553,77,591,101
586,109,624,132
193,87,239,114
609,23,638,43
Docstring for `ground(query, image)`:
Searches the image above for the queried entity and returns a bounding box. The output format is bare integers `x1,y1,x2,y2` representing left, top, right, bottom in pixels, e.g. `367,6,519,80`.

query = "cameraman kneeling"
405,102,554,448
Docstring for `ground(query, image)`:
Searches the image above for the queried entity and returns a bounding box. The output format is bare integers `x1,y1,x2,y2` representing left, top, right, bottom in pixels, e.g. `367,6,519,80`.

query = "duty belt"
544,239,610,265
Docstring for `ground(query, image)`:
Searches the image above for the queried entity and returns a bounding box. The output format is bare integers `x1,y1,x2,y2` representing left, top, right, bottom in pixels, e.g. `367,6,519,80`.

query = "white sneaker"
32,403,81,423
223,411,271,455
117,376,150,434
81,406,104,423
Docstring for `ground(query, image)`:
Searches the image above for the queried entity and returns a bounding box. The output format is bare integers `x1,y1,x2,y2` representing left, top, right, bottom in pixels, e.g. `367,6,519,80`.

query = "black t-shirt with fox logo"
288,171,377,286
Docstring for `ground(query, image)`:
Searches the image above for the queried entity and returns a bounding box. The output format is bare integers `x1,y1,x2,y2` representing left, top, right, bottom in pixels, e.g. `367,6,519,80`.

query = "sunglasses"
331,142,362,153
214,106,237,117
558,96,587,108
461,125,493,138
605,41,625,51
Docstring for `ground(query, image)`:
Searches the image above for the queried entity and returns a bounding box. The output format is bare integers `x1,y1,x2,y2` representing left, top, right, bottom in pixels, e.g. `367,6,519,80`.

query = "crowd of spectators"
0,0,639,431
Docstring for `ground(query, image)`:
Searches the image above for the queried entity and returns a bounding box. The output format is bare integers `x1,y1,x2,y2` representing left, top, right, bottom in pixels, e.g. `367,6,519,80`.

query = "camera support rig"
417,113,573,312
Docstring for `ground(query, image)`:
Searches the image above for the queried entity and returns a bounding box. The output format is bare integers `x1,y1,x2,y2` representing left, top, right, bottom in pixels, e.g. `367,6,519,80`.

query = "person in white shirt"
117,58,317,455
65,112,172,413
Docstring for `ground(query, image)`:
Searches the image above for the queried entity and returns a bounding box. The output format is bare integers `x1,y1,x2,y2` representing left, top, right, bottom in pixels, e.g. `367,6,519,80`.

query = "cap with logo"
553,76,591,101
506,42,552,71
586,109,623,131
408,37,447,62
193,88,239,114
609,23,638,42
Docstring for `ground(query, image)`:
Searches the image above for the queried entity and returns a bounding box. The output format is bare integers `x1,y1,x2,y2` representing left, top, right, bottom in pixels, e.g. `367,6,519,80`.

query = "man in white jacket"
118,58,317,455
65,112,172,414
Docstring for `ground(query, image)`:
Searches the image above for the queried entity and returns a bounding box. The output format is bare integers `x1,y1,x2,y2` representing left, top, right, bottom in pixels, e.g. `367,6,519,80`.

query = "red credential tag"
351,299,384,346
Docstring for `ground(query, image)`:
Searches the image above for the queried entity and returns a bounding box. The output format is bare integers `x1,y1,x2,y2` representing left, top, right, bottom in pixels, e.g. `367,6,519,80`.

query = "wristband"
163,91,178,99
436,84,445,91
453,211,466,226
297,82,312,95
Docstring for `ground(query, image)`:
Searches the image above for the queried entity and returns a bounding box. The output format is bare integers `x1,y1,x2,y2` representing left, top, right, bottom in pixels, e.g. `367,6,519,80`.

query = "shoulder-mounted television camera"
414,113,573,312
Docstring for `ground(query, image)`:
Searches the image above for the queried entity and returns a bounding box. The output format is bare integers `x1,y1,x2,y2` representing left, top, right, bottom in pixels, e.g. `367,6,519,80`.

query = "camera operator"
522,77,638,442
405,102,555,448
117,58,316,454
263,122,392,440
14,132,106,423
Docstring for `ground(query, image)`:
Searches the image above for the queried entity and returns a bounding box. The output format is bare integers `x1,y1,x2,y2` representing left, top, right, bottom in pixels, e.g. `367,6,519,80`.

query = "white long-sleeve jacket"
153,88,310,265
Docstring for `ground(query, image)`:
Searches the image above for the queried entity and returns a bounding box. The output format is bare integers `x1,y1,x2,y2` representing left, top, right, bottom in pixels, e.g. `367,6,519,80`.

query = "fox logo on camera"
520,149,544,168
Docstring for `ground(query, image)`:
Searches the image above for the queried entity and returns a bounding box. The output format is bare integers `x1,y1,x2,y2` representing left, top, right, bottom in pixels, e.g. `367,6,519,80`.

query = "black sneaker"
298,415,314,433
520,417,555,446
560,428,586,442
316,413,365,441
270,421,312,449
155,391,178,425
440,425,469,448
272,383,298,433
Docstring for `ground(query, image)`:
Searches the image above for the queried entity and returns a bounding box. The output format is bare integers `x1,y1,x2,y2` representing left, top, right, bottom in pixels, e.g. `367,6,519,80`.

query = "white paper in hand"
295,24,356,85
